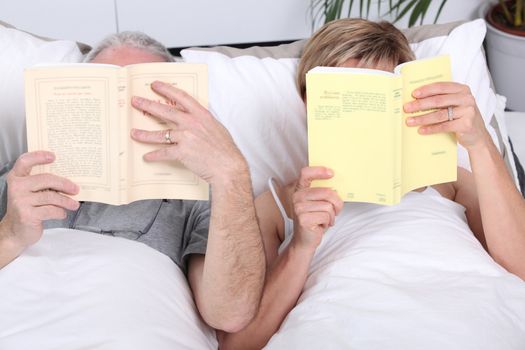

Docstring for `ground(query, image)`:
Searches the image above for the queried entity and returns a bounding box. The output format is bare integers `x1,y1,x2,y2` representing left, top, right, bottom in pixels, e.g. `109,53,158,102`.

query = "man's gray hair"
84,31,175,62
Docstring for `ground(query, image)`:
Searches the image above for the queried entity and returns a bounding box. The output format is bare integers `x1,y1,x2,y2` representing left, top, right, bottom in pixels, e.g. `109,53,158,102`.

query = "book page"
126,63,209,202
25,64,121,204
307,69,398,205
397,56,457,194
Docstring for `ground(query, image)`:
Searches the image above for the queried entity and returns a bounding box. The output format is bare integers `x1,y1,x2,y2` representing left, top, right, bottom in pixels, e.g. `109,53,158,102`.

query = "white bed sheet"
0,228,217,350
265,190,525,350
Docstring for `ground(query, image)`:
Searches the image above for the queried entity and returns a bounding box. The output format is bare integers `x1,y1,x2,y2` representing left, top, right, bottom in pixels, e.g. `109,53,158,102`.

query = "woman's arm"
217,167,343,350
466,133,525,278
405,82,525,279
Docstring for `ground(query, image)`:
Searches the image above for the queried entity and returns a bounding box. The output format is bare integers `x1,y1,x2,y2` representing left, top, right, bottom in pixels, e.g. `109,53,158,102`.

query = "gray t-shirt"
0,161,210,273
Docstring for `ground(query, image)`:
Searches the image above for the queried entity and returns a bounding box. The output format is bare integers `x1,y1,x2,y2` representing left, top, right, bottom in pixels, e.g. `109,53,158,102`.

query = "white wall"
115,0,313,47
0,0,116,45
1,0,488,47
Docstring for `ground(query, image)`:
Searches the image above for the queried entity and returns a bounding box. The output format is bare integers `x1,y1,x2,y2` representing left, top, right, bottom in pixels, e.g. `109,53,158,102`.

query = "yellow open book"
25,62,209,205
306,55,457,205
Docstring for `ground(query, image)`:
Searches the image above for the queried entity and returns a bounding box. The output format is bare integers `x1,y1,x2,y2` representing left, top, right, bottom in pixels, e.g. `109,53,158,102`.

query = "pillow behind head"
0,23,85,165
182,19,519,195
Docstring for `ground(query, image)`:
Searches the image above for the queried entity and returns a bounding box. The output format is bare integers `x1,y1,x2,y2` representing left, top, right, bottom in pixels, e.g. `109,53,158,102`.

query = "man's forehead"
89,46,167,66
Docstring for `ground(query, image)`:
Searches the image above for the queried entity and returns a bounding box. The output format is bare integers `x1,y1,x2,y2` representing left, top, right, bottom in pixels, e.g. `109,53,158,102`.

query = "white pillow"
183,53,307,196
0,228,217,350
181,19,504,194
0,24,84,165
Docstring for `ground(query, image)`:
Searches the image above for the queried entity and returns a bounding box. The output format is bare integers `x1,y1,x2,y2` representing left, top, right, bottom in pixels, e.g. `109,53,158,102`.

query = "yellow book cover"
306,55,456,205
25,62,209,205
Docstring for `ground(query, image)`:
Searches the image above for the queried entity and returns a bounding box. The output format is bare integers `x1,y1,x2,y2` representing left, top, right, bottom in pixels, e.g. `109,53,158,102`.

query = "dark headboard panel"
168,39,299,57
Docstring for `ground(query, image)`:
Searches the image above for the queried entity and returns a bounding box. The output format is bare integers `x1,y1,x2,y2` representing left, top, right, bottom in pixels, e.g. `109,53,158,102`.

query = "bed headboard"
168,39,299,57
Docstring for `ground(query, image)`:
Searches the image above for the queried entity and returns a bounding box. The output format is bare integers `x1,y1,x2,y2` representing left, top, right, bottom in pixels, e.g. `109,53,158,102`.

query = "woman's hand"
291,166,343,251
404,82,492,150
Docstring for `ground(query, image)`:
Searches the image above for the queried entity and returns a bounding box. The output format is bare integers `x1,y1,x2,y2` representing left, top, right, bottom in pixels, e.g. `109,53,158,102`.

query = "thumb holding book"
291,166,343,252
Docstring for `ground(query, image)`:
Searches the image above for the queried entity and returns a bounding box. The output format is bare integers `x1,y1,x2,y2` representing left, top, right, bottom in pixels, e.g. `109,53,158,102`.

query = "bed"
1,18,524,350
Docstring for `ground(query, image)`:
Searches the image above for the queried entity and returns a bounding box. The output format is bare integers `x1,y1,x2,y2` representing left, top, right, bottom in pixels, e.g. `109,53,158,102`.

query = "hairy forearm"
468,137,525,278
0,222,23,269
218,242,316,350
198,167,266,332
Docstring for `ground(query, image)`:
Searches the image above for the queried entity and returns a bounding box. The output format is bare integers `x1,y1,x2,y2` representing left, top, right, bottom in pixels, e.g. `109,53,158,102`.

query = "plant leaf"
433,0,448,24
347,0,356,18
393,0,419,24
366,0,372,18
499,0,513,24
516,0,523,27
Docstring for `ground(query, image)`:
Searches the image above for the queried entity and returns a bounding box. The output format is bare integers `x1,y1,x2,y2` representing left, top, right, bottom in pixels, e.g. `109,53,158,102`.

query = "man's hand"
0,151,79,263
404,82,492,151
292,166,344,251
130,81,248,186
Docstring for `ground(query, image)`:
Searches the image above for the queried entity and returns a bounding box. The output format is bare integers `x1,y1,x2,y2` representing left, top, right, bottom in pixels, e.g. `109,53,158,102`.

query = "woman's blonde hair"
297,18,415,98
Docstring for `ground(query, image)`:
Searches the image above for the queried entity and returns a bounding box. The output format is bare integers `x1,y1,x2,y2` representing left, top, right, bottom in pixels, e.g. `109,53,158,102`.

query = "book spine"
118,69,129,204
393,76,403,203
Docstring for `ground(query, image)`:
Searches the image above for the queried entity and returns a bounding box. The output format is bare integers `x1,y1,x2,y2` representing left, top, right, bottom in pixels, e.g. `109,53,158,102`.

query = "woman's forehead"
339,58,395,73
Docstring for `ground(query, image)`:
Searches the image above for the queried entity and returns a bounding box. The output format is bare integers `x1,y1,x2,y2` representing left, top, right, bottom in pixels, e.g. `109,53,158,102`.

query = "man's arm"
187,165,265,332
130,81,266,332
217,167,343,349
405,82,525,280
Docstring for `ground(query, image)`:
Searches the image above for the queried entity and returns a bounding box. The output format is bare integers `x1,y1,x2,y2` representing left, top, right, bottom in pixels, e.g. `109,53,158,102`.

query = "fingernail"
131,96,143,106
45,152,55,161
326,168,334,176
151,81,163,89
419,127,427,134
406,117,415,125
413,90,421,97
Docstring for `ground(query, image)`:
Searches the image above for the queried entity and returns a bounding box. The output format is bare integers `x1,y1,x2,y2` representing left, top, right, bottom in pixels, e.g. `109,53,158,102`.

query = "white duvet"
0,229,217,350
1,190,524,350
265,190,525,349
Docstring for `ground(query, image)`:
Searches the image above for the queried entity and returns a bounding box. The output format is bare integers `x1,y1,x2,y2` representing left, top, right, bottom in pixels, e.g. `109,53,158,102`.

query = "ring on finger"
447,106,454,121
165,129,174,144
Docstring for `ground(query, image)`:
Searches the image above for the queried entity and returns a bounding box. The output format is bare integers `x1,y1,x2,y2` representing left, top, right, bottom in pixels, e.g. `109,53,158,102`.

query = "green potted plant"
310,0,449,28
480,0,525,111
